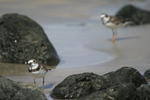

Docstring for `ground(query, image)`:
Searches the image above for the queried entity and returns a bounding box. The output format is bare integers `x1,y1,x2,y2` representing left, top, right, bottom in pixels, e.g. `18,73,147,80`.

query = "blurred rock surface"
0,13,59,65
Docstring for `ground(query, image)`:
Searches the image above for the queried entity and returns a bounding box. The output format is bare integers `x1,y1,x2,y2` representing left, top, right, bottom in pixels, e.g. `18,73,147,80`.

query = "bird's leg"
114,29,118,40
42,77,45,91
111,29,115,42
34,78,36,85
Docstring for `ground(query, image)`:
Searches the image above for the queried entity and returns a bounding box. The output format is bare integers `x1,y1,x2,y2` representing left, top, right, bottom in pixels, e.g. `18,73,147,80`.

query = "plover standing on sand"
28,59,51,91
100,13,134,42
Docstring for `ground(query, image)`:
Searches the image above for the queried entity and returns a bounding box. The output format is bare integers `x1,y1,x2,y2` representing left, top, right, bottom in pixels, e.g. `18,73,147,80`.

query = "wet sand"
1,0,150,100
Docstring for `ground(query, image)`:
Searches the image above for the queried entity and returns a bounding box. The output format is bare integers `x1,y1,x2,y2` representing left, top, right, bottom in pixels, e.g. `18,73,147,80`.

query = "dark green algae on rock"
0,13,59,66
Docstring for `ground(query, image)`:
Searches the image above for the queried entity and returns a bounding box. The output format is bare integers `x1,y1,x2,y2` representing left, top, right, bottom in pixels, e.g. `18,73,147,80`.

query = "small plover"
100,13,134,42
28,59,51,91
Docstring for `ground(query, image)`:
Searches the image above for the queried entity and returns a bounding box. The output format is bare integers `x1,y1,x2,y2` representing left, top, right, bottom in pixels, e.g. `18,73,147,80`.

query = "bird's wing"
109,16,125,25
40,64,49,72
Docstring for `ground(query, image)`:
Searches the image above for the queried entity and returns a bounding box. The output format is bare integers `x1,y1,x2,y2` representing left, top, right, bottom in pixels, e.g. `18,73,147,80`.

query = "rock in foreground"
78,83,137,100
79,83,150,100
136,84,150,100
103,67,147,87
50,72,112,99
116,5,150,25
50,67,147,99
0,13,59,65
0,75,47,100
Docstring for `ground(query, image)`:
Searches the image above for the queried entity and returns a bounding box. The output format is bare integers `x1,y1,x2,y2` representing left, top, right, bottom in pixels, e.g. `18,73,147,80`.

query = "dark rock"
78,83,138,100
136,84,150,100
103,67,147,87
0,75,47,100
50,72,110,99
0,13,59,65
143,69,150,79
79,84,150,100
50,67,147,99
115,5,150,25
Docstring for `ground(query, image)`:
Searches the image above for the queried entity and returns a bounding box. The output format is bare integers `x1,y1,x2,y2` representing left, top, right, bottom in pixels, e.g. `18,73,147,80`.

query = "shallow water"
44,24,111,68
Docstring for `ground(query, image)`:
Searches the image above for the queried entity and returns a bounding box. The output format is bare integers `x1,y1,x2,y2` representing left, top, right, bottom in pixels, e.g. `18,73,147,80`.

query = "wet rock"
78,83,138,100
103,66,147,87
50,67,147,99
115,5,150,25
0,13,59,65
50,72,110,99
79,84,150,100
0,75,47,100
143,69,150,79
136,84,150,100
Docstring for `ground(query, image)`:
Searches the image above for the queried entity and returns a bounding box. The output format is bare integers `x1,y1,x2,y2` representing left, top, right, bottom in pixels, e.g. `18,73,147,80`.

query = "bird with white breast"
100,13,134,42
28,59,51,91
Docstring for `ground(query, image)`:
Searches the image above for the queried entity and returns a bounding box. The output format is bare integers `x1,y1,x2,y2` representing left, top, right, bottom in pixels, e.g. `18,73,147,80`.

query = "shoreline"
46,23,150,90
4,24,150,99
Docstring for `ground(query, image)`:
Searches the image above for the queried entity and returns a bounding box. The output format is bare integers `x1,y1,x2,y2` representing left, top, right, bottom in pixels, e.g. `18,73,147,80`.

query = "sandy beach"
1,0,150,100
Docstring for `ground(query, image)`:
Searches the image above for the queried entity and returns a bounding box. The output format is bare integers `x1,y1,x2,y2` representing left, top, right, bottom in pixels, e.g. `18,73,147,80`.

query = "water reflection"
108,36,139,41
111,43,121,54
40,83,54,90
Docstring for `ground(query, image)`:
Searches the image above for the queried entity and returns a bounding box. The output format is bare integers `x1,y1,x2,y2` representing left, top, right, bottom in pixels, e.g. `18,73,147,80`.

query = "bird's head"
100,13,110,24
100,13,109,20
28,59,36,65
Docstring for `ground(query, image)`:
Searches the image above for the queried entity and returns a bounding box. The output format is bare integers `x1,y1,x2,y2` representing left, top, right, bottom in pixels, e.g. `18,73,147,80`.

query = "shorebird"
28,59,51,91
100,13,134,42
